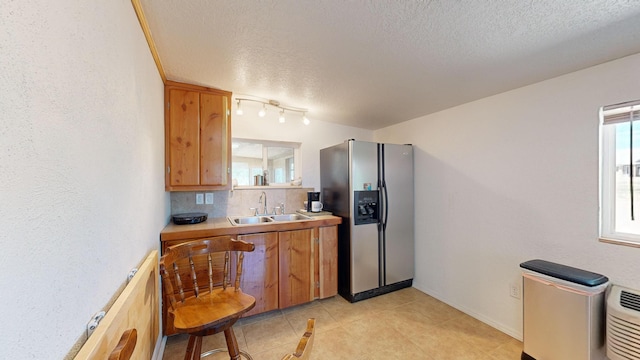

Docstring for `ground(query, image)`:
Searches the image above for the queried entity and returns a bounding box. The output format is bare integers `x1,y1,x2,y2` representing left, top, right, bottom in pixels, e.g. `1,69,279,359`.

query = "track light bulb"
236,100,243,115
303,114,310,125
258,104,266,117
279,110,285,123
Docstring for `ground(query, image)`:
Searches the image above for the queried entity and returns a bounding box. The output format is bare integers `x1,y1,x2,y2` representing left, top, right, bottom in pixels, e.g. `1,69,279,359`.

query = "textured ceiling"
140,0,640,130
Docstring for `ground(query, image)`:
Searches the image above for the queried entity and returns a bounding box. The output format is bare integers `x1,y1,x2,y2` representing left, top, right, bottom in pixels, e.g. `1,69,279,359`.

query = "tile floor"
162,287,523,360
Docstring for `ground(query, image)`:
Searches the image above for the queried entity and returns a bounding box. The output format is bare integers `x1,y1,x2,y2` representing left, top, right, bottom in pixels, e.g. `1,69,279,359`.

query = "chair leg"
185,336,196,360
185,335,204,360
223,328,241,360
193,336,203,360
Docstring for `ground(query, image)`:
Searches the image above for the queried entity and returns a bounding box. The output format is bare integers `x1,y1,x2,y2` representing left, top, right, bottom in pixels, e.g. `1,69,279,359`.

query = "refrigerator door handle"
377,185,383,232
382,181,389,230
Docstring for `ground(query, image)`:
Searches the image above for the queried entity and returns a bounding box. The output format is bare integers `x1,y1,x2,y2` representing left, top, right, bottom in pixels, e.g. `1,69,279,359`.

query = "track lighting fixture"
235,96,310,125
236,99,243,115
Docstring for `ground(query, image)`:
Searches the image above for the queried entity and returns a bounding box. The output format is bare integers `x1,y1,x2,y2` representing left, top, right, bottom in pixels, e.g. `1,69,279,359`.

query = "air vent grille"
607,315,640,359
608,285,640,360
622,291,640,312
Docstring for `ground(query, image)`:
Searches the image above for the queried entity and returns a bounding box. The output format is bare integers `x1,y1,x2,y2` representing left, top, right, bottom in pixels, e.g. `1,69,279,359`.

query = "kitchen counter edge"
161,215,342,242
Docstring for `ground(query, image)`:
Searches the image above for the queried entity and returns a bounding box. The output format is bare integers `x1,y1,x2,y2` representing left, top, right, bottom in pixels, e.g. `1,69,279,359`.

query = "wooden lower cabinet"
278,226,338,308
238,232,279,317
317,226,338,299
278,229,314,308
160,225,338,335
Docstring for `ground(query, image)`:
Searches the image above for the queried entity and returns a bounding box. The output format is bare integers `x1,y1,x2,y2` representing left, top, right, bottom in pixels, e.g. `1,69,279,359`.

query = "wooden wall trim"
131,0,167,84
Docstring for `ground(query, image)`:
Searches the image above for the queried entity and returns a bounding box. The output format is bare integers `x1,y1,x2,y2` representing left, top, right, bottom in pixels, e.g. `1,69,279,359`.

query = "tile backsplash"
170,188,314,218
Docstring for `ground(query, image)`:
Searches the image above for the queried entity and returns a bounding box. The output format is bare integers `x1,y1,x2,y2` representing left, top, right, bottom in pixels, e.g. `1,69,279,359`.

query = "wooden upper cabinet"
167,89,200,187
165,81,231,191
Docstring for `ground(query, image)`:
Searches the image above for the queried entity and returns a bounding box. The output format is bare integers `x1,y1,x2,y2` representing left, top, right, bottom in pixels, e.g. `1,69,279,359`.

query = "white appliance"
607,284,640,360
320,140,414,302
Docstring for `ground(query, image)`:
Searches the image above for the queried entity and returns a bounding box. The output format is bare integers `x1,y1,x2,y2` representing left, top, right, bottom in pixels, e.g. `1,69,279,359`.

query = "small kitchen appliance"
306,192,320,212
172,212,208,225
254,175,264,186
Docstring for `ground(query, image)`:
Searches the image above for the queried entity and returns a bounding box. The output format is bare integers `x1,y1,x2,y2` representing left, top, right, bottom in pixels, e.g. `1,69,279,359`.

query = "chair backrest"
159,236,255,311
281,318,315,360
108,328,137,360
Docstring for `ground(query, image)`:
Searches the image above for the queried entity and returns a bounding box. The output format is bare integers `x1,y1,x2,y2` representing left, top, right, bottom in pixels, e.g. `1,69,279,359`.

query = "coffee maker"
306,192,320,212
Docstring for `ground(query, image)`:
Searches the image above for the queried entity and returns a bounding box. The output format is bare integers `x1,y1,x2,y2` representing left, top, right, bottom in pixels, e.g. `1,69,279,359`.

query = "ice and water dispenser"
354,191,378,225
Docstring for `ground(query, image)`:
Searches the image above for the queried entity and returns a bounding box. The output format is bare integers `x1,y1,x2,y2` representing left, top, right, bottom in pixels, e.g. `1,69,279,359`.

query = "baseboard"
151,336,166,360
412,284,523,341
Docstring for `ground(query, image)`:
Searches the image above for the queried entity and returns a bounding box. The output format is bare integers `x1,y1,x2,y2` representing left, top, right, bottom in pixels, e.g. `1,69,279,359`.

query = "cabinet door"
238,232,279,317
165,81,232,191
317,226,338,299
278,229,313,308
167,89,200,187
200,92,230,186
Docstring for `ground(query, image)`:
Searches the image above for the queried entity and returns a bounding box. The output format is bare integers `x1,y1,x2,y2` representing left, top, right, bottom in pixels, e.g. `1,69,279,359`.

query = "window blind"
602,100,640,125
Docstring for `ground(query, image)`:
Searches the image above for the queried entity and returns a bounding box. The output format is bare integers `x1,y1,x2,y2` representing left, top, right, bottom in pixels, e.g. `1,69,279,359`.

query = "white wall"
375,53,640,339
232,102,374,191
0,1,168,358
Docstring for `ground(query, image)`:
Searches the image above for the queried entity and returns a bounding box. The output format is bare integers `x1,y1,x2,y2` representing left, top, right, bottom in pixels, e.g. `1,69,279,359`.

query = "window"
600,100,640,245
231,138,301,186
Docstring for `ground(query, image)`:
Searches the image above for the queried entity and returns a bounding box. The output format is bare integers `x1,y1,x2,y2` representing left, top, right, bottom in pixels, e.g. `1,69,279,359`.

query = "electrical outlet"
509,282,521,299
205,193,214,204
195,193,204,204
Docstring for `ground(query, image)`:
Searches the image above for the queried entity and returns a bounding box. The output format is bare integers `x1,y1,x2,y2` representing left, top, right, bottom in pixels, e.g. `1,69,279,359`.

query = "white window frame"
599,101,640,246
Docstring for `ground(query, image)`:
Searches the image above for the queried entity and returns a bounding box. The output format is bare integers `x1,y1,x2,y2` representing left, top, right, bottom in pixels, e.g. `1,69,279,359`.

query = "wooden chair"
108,328,137,360
160,237,256,360
281,319,315,360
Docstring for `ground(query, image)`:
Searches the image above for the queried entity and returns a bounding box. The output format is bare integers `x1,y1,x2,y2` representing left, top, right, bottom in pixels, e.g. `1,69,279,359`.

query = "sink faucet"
258,191,267,215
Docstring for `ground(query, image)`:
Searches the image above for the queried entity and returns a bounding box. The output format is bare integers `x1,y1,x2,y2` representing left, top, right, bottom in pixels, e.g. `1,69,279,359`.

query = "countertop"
161,214,342,242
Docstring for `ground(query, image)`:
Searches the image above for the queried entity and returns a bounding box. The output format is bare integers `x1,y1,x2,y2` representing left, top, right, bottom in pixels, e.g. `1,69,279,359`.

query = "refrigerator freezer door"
349,141,381,294
320,142,349,217
351,141,379,193
381,143,414,285
350,221,380,293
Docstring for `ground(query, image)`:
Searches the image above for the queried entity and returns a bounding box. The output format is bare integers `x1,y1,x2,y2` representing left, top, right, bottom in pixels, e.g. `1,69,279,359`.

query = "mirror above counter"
231,138,302,188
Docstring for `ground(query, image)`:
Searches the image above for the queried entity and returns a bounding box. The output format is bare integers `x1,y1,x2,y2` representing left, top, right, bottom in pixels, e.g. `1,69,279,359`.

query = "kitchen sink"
228,213,312,226
270,213,311,222
228,216,274,226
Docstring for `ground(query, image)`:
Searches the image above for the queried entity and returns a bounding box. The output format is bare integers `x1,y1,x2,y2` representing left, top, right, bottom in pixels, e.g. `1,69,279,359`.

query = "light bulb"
236,100,243,115
303,114,310,125
258,104,266,117
279,110,285,123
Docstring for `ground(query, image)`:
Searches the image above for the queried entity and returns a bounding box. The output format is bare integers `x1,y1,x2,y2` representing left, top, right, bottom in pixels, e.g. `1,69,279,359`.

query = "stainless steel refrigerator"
320,139,414,302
